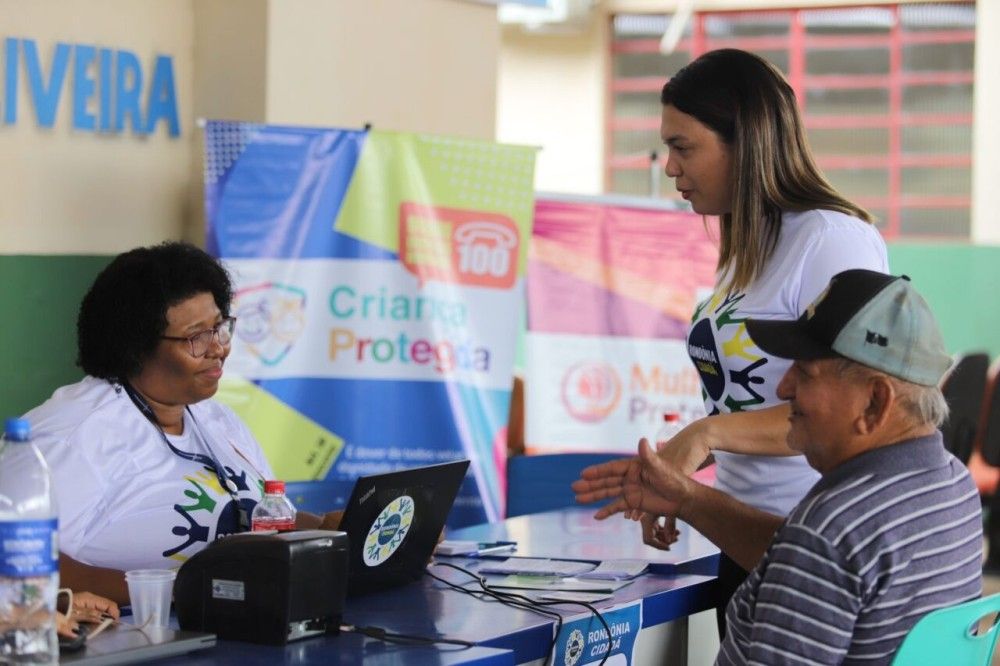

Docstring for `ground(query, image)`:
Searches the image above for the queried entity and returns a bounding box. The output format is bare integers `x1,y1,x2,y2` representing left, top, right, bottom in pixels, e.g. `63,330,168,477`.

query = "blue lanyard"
121,382,249,530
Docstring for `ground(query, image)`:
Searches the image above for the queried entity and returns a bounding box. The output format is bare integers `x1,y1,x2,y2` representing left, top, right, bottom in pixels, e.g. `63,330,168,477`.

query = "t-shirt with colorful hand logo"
687,209,888,515
25,376,274,571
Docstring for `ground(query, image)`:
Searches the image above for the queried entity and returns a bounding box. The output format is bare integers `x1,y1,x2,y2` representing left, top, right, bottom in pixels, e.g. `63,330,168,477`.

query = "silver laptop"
60,624,215,665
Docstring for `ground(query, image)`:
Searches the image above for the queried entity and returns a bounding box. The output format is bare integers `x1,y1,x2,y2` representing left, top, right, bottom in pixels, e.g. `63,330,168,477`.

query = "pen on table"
471,542,517,556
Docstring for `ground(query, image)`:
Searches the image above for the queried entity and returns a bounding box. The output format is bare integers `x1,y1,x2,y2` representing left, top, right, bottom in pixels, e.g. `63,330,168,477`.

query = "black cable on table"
340,623,476,648
427,561,614,666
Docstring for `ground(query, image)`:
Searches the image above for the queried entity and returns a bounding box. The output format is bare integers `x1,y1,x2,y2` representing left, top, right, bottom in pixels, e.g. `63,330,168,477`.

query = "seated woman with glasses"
24,242,343,604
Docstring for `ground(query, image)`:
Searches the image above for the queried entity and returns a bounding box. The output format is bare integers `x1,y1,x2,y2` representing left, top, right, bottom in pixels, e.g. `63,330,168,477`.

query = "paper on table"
435,540,517,556
477,558,594,577
435,540,479,556
537,590,613,604
485,575,632,593
575,559,649,580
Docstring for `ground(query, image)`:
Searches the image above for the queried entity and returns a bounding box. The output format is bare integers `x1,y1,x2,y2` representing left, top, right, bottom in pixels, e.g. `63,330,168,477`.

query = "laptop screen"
337,459,470,596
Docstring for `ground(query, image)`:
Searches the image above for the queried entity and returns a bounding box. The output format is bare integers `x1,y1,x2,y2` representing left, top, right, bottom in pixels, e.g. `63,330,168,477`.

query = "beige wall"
497,15,607,194
7,0,987,251
188,0,270,243
971,0,999,243
265,0,498,139
193,0,269,124
0,0,196,254
2,0,503,254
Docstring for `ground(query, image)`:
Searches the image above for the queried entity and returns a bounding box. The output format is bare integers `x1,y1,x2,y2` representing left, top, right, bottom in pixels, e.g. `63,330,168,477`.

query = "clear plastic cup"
124,569,176,628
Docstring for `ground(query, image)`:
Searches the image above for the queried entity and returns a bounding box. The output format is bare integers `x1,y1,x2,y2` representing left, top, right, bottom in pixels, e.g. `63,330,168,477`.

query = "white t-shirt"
686,209,889,515
24,376,274,571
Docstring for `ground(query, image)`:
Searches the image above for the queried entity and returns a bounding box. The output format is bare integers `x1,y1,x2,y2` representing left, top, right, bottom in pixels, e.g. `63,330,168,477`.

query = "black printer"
175,530,349,645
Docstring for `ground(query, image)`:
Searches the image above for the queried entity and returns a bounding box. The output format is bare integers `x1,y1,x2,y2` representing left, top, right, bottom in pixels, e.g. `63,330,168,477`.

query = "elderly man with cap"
574,269,982,664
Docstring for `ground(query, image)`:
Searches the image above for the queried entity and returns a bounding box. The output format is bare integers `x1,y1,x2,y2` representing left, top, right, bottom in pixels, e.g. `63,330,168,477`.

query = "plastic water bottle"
251,481,297,532
0,418,58,664
654,412,685,452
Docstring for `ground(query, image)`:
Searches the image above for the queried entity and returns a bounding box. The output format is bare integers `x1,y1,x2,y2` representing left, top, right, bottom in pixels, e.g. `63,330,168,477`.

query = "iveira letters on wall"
1,37,180,137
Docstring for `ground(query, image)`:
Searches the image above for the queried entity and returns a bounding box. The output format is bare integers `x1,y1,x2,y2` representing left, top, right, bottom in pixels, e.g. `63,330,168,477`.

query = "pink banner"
529,198,718,338
526,196,719,453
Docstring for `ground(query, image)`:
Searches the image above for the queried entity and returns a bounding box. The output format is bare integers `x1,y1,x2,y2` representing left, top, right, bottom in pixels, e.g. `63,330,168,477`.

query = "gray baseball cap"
746,269,951,386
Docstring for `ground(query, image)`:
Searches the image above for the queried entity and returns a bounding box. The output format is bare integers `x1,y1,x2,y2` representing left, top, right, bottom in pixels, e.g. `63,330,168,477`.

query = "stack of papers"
435,540,517,557
536,590,613,604
487,574,632,593
576,559,649,581
477,558,595,577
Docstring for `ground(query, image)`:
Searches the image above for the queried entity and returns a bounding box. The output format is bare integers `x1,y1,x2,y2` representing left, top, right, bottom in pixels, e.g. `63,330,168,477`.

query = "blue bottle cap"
3,417,31,442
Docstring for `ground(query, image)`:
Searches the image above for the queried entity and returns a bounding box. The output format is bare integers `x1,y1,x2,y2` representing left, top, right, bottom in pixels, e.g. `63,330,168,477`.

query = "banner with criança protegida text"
204,121,536,525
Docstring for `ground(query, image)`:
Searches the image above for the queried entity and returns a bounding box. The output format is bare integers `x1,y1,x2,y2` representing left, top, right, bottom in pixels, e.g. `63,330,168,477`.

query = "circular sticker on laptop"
363,495,415,567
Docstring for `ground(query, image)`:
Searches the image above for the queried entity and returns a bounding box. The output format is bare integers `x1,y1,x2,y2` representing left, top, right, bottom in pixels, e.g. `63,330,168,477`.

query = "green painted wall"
2,244,997,420
887,243,1000,359
0,255,111,418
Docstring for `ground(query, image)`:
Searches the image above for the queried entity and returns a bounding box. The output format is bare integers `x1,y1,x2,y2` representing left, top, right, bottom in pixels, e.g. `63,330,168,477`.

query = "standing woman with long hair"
629,49,888,633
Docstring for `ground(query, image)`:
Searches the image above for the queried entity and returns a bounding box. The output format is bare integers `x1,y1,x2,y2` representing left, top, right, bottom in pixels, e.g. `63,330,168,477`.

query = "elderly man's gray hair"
835,358,949,428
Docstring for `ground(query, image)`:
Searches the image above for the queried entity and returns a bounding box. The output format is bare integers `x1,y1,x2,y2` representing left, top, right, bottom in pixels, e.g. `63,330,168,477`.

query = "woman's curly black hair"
77,242,233,382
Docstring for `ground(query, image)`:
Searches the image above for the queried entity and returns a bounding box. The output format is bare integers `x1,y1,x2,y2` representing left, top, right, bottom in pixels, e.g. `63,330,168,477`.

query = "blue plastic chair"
891,593,1000,665
505,452,623,518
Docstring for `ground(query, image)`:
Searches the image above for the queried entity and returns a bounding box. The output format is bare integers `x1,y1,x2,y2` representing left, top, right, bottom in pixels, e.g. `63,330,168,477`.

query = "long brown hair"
661,49,872,294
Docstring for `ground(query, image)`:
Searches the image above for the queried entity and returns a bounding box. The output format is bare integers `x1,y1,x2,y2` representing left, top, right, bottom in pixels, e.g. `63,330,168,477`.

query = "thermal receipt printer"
175,530,349,645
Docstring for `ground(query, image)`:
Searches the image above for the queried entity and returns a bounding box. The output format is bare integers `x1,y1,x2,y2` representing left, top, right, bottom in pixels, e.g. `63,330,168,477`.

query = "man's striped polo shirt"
717,431,982,665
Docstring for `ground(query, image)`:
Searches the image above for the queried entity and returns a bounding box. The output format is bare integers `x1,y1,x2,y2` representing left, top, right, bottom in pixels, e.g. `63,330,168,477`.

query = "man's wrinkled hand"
573,439,691,525
640,513,680,550
572,457,635,508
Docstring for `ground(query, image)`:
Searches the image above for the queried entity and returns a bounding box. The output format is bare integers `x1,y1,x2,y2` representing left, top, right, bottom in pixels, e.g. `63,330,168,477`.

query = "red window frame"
607,4,975,239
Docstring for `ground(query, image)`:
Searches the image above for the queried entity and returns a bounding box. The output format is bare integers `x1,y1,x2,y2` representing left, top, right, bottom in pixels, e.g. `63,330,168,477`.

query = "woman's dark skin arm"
57,590,120,638
59,553,129,606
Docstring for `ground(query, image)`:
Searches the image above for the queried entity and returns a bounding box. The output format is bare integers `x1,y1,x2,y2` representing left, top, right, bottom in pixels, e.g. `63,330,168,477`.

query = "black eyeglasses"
161,317,237,358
